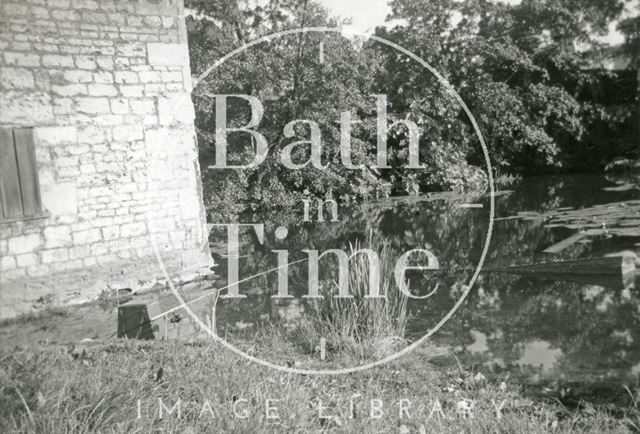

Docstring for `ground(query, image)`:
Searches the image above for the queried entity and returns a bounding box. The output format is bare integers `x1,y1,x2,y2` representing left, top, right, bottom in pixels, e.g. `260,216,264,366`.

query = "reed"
293,236,410,361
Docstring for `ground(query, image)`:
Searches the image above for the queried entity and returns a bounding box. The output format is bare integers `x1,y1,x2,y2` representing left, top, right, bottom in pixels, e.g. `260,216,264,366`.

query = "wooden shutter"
0,128,23,219
0,127,42,220
13,128,41,217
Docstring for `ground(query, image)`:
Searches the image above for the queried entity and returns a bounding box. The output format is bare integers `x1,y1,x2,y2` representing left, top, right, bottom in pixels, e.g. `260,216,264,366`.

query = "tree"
379,0,636,175
619,3,640,152
186,0,395,216
185,0,637,217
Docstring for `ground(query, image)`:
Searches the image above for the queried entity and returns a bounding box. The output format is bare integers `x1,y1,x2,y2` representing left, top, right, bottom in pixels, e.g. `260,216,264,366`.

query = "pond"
195,173,640,403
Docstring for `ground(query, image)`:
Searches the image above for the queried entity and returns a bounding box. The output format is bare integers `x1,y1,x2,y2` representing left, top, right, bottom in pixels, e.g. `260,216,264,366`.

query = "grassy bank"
0,338,638,433
1,237,639,433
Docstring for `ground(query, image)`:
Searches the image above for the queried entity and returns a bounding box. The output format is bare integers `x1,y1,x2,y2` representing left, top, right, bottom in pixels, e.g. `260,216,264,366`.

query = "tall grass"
493,171,523,189
292,237,409,361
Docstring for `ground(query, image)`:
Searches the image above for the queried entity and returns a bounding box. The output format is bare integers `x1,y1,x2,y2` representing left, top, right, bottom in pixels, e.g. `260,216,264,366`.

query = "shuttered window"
0,128,43,221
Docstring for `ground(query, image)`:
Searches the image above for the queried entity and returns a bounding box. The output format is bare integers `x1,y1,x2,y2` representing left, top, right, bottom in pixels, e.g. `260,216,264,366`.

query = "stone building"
0,0,212,318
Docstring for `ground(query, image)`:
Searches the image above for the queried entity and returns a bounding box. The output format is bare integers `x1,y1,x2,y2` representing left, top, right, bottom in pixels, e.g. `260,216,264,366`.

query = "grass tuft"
288,238,410,362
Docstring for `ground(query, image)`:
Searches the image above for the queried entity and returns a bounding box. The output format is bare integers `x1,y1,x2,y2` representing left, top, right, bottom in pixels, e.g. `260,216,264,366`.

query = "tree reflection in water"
207,174,640,395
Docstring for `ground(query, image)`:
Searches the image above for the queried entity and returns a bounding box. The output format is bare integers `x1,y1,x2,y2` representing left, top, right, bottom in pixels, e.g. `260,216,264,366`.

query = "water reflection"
201,174,639,389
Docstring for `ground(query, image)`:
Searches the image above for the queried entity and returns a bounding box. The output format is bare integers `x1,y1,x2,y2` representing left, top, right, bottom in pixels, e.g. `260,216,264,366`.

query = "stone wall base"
0,249,212,319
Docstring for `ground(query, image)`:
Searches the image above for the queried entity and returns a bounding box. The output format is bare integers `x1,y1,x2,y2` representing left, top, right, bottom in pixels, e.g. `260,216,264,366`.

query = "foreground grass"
0,340,638,433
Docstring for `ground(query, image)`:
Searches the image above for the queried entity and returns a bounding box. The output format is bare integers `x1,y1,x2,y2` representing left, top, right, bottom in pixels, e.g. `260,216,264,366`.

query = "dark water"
198,173,640,401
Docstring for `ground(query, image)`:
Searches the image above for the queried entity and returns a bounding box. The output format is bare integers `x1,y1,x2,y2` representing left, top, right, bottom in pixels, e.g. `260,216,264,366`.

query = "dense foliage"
379,0,638,174
185,0,639,217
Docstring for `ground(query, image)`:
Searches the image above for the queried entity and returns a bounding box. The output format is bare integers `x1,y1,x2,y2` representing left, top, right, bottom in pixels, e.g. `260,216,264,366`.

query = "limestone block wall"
0,0,212,318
